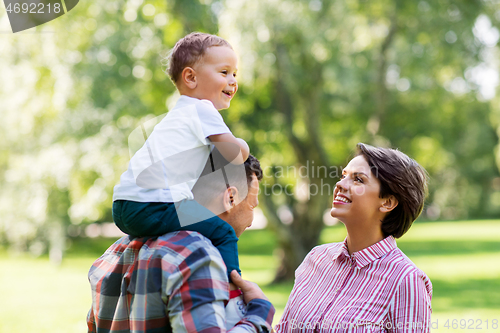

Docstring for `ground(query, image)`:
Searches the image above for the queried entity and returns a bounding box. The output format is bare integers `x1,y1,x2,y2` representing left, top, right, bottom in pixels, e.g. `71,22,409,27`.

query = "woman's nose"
336,179,348,192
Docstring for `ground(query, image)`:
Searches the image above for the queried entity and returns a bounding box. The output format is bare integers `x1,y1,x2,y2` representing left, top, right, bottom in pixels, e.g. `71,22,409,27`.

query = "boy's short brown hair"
356,143,428,238
167,32,232,84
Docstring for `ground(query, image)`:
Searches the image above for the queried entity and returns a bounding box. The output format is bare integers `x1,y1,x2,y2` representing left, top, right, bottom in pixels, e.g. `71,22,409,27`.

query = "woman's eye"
221,70,227,75
233,73,237,77
355,177,363,183
340,174,346,179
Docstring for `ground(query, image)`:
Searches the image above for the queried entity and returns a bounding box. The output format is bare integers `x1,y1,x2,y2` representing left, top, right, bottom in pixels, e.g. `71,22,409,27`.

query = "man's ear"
379,195,398,214
222,186,239,212
181,67,197,89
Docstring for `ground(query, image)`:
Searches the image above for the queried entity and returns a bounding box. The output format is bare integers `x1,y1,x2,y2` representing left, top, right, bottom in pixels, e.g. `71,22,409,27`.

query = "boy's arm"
208,133,250,164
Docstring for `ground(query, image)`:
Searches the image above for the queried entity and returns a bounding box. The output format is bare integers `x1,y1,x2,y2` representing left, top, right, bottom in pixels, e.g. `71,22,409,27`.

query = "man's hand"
230,270,269,304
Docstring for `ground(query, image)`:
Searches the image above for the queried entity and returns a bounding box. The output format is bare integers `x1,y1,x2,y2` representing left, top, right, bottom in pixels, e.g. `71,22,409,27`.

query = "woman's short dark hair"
356,143,428,238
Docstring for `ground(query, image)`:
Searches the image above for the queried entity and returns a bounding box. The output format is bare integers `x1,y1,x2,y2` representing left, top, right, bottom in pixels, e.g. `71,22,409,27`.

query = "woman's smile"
333,193,351,204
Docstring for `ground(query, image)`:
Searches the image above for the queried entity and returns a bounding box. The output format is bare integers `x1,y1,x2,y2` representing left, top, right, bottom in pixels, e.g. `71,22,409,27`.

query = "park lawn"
1,220,499,332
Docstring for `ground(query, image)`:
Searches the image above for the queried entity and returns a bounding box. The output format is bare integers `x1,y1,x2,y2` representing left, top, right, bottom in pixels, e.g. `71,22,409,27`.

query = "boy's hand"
230,270,269,304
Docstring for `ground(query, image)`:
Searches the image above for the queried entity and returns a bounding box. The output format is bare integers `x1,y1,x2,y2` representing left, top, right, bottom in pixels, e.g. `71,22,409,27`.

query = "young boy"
112,33,249,288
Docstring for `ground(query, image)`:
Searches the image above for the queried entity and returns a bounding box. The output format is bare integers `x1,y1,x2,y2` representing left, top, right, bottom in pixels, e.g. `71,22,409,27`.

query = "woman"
275,143,432,332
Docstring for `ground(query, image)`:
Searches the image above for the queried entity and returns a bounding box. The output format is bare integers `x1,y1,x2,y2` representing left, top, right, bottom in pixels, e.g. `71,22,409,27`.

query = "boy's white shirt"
113,95,231,203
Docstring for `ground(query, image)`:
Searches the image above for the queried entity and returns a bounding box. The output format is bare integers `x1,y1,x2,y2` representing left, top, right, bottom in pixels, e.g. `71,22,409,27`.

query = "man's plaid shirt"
87,231,274,332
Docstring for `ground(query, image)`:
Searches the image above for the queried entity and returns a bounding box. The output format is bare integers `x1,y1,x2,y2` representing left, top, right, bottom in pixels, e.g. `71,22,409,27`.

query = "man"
87,154,274,333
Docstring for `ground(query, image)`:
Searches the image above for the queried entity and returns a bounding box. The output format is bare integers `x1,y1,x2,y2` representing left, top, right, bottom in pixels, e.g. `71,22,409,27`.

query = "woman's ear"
181,67,197,89
222,186,239,212
380,195,398,213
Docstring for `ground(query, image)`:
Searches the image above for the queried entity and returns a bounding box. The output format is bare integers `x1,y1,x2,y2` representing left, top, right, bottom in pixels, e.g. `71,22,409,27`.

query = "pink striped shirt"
275,236,432,332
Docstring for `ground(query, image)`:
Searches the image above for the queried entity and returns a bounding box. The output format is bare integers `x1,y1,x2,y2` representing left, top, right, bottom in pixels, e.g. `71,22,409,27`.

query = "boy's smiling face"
190,46,238,110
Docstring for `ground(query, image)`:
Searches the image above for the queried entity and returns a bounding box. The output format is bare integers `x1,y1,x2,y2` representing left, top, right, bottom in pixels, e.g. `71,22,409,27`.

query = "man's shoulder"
93,232,224,278
142,231,223,263
156,230,218,251
104,231,220,258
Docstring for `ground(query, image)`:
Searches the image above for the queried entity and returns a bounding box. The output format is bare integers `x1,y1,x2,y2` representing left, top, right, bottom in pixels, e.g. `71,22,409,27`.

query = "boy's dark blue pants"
112,199,240,280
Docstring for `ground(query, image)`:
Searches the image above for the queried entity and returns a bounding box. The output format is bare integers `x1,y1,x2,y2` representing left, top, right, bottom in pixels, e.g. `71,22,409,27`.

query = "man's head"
166,32,238,110
355,143,428,238
192,154,263,237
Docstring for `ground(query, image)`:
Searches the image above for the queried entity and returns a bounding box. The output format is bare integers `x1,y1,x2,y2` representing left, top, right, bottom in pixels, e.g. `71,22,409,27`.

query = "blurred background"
1,0,500,332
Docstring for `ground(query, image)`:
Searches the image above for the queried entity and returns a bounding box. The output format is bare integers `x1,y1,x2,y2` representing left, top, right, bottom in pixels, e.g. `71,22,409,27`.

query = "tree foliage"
1,0,499,279
220,0,500,279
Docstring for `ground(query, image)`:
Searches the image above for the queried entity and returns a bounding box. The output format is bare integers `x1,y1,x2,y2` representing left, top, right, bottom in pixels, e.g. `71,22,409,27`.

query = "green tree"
0,0,218,257
220,0,500,280
1,0,499,282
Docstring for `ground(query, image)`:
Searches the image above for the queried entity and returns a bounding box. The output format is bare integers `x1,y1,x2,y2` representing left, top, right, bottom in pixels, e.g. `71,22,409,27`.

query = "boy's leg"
116,200,180,237
115,199,241,280
175,199,241,278
112,200,127,233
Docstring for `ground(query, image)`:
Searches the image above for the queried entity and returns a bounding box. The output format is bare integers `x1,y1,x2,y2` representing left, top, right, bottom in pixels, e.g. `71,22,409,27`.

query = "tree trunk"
274,185,330,282
263,43,334,281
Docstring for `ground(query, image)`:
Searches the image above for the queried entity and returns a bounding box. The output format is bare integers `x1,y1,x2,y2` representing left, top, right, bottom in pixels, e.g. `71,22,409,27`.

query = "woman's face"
331,155,385,225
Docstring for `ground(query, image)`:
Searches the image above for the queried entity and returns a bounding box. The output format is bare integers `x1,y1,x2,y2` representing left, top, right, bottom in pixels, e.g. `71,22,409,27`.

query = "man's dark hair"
166,32,232,84
356,143,428,238
192,153,262,207
244,154,263,182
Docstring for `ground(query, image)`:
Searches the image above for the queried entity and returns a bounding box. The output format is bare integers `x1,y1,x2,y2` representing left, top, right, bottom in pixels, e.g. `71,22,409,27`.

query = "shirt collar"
334,236,397,269
175,95,197,107
176,95,215,108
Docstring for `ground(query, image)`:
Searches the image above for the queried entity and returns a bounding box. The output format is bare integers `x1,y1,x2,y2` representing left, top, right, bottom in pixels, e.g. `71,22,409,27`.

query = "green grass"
1,220,500,332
